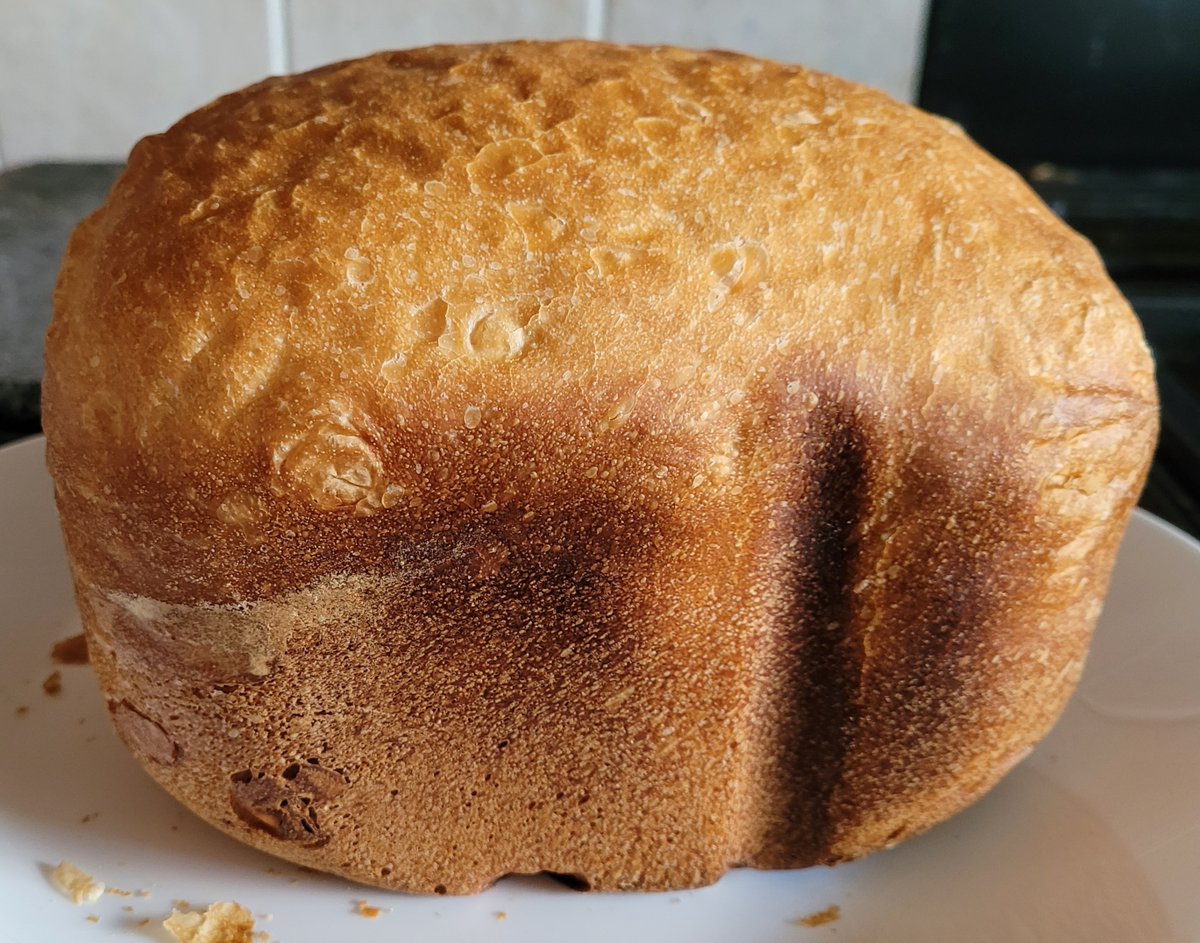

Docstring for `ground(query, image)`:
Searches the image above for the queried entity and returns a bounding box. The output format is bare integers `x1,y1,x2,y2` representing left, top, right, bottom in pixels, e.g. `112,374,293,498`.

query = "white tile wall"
0,0,271,167
0,0,930,169
609,0,929,102
289,0,589,73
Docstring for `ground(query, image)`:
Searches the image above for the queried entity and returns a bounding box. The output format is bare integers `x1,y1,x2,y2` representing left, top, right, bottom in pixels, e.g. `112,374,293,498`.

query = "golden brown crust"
43,41,1157,892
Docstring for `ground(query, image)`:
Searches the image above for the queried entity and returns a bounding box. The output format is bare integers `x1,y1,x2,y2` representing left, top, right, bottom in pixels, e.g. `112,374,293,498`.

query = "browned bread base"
43,41,1158,893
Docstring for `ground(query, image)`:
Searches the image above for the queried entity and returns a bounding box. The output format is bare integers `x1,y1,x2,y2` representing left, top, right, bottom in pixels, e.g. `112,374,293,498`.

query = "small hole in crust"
230,770,252,784
542,871,592,892
282,763,301,780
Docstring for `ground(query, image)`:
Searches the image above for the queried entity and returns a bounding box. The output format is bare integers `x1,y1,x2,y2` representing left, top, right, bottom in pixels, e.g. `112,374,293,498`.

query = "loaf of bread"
43,41,1157,893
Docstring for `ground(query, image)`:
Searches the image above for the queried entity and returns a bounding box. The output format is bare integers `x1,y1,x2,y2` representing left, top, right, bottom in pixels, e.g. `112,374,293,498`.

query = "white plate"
2,434,1199,943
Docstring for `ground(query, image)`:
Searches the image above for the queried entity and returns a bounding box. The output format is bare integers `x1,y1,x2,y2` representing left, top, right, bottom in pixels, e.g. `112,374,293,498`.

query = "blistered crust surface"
44,42,1157,891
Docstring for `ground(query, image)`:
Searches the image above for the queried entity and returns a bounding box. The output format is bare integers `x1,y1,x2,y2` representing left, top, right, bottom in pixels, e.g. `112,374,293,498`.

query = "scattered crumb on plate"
122,906,134,913
353,899,386,918
42,671,62,696
15,704,29,717
494,910,508,921
86,915,99,924
51,633,90,664
792,904,841,927
164,901,255,943
50,861,105,904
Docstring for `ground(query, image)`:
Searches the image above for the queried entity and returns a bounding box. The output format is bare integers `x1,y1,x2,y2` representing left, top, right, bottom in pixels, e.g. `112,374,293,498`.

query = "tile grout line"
264,0,294,75
584,0,612,41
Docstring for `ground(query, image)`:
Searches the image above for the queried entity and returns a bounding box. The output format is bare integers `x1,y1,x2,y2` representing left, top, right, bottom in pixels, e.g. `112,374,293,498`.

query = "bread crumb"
107,886,133,896
163,902,255,943
50,861,105,904
138,918,151,927
494,910,508,921
15,705,29,717
122,905,134,912
82,812,99,824
135,888,151,897
793,904,841,927
51,633,90,664
42,671,63,696
353,899,386,918
86,915,99,924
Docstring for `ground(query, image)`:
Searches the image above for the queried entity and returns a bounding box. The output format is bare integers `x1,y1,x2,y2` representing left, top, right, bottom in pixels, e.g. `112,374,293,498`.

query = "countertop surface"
0,163,123,438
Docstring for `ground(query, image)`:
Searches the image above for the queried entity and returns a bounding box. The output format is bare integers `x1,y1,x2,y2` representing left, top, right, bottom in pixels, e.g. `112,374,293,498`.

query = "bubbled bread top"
44,41,1156,601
